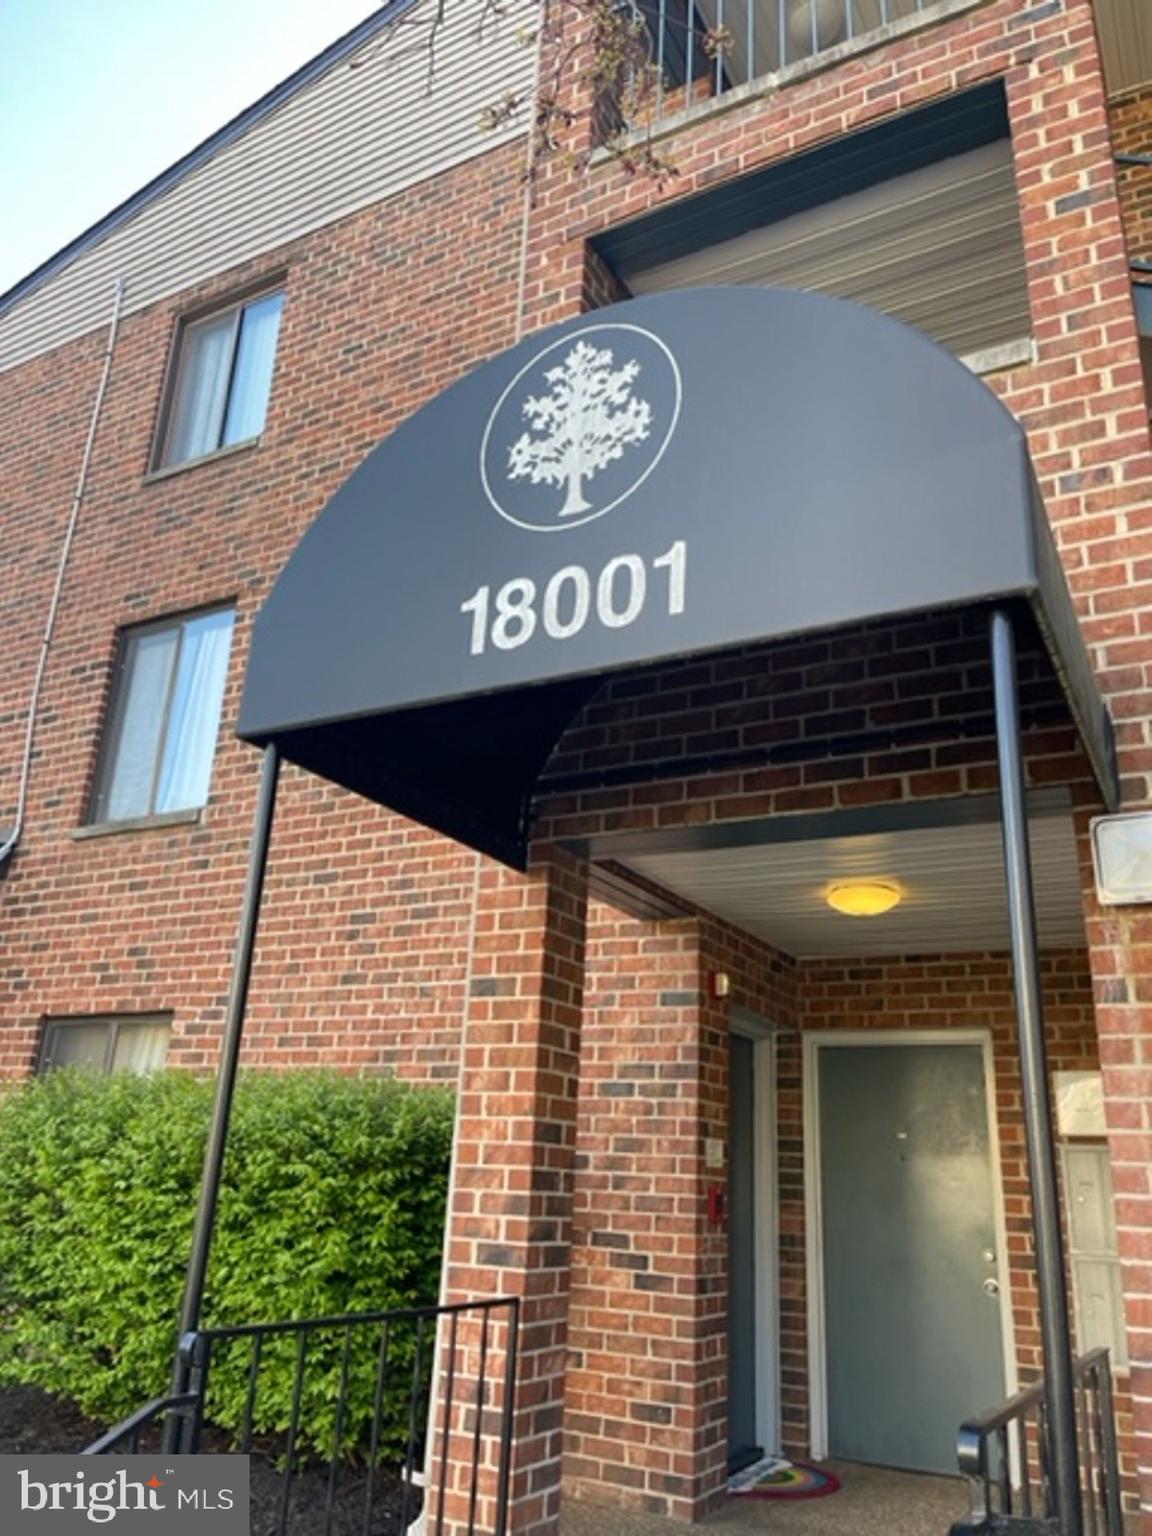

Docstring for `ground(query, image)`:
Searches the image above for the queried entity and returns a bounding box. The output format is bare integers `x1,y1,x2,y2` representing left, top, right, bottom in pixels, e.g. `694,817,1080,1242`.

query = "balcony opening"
594,82,1032,372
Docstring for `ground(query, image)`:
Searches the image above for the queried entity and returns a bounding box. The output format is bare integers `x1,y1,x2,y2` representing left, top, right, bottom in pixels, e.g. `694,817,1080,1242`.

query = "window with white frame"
39,1016,171,1075
157,288,284,468
89,607,235,825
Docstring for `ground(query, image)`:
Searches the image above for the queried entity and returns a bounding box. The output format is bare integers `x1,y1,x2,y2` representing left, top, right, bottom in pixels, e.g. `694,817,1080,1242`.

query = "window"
39,1016,171,1075
158,289,284,468
90,607,235,825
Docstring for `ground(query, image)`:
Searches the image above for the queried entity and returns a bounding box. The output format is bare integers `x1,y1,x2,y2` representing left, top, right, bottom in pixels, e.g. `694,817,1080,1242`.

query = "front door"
817,1040,1006,1474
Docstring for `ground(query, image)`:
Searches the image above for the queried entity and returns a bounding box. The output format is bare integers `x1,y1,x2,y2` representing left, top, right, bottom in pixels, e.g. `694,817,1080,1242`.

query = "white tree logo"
481,323,681,533
506,339,653,518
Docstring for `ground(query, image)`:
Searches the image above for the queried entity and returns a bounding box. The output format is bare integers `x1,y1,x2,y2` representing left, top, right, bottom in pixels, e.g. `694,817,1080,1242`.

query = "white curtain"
102,628,178,821
112,1021,170,1075
222,293,283,446
166,312,235,463
155,610,234,813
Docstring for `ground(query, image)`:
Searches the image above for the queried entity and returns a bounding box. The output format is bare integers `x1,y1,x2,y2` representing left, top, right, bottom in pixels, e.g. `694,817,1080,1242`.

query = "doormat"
728,1456,841,1499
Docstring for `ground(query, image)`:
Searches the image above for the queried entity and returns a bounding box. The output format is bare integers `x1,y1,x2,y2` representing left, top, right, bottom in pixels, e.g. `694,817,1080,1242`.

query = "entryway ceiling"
619,814,1085,958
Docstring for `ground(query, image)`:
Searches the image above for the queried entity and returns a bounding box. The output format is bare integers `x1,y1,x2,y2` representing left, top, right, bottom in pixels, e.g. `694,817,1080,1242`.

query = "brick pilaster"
436,847,588,1536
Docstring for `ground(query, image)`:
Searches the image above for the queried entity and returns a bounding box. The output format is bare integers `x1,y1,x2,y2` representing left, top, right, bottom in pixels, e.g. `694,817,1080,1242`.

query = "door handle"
983,1277,1000,1297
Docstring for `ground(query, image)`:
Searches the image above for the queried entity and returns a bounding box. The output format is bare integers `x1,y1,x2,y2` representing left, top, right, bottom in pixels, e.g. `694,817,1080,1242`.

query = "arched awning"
238,288,1116,866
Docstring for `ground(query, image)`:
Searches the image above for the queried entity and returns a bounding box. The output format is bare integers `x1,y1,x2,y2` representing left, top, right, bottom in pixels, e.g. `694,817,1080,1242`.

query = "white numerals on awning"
460,540,687,657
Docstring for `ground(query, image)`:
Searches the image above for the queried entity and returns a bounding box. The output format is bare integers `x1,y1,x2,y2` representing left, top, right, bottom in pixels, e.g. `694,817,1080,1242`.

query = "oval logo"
480,323,682,532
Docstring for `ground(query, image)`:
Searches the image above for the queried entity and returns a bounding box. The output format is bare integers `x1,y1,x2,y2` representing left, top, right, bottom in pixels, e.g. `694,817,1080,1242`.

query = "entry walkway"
561,1462,969,1536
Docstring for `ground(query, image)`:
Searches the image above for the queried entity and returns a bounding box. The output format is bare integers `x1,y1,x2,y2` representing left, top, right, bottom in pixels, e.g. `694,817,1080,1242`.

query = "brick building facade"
3,0,1152,1532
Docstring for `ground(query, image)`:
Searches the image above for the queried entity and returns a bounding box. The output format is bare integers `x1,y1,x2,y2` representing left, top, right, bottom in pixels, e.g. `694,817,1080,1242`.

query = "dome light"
825,880,902,917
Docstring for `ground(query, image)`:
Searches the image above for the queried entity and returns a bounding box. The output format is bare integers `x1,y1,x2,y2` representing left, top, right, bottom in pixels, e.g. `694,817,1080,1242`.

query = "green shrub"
0,1070,454,1458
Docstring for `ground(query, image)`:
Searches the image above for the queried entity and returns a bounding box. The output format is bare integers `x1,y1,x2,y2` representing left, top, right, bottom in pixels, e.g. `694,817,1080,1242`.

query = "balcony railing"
627,0,934,124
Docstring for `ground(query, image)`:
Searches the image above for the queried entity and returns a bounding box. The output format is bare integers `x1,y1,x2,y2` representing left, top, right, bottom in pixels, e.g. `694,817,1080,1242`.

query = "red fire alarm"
707,1185,727,1226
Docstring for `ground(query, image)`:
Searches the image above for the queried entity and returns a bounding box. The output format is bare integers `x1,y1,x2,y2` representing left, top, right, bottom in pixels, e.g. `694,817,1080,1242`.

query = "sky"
0,0,385,295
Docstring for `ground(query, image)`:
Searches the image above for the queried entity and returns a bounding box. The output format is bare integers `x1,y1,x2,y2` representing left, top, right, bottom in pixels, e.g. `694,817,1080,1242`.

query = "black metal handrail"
80,1393,200,1455
83,1295,520,1536
951,1348,1123,1536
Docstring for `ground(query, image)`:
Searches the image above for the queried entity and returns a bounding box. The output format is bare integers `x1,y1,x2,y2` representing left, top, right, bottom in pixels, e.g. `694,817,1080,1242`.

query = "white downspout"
0,276,126,875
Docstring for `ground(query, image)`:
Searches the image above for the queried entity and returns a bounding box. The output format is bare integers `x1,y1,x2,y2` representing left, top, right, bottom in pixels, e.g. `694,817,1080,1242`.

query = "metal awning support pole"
990,609,1081,1536
164,744,281,1450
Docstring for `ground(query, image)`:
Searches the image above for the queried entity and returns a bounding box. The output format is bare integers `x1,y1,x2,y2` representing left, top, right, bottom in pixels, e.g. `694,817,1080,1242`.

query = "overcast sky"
0,0,384,295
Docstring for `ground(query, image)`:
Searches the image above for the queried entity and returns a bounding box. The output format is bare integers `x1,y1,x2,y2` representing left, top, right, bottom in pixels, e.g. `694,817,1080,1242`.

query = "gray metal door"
728,1032,760,1471
818,1042,1006,1474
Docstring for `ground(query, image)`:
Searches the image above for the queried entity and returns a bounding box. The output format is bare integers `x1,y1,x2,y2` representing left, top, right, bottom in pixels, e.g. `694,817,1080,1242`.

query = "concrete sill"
72,808,203,841
143,437,260,485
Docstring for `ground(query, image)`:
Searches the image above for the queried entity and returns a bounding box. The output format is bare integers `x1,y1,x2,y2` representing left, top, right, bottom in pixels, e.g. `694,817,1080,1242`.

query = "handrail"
81,1393,199,1455
83,1295,521,1536
953,1349,1122,1536
191,1293,514,1343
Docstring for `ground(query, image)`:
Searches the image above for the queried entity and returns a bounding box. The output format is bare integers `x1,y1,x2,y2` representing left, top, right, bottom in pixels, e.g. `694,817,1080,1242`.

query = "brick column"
562,914,731,1519
434,847,588,1536
1078,816,1152,1527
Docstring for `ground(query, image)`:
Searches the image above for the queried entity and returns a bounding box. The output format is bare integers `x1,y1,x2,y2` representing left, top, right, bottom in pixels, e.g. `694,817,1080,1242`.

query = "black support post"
990,609,1081,1536
165,744,281,1448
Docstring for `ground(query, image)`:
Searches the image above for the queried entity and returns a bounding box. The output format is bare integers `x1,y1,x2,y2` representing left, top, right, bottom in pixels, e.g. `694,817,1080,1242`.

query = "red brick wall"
563,903,797,1517
534,611,1088,844
4,0,1152,1525
0,141,528,1085
518,0,1152,1516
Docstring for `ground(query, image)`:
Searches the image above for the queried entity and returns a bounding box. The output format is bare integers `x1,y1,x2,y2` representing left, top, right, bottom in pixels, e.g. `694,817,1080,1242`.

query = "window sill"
72,808,203,841
960,337,1035,377
143,437,260,485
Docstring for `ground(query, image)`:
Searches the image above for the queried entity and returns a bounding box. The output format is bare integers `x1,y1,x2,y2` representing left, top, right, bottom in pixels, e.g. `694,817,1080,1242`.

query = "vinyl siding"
0,0,533,372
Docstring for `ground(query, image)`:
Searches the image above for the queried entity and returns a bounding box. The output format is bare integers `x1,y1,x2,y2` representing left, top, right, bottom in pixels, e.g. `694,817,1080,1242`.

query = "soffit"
625,141,1029,358
619,814,1085,957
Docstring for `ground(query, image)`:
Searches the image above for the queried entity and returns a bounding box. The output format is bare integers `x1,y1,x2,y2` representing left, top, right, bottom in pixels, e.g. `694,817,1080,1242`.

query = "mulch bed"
0,1385,417,1536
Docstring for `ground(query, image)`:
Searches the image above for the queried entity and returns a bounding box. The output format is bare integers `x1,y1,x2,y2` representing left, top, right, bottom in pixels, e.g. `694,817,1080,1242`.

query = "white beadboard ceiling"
1095,0,1152,98
626,140,1030,360
619,813,1085,957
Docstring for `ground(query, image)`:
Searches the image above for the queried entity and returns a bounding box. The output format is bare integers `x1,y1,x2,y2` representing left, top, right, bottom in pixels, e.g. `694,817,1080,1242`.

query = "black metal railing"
629,0,934,122
82,1296,520,1536
951,1349,1124,1536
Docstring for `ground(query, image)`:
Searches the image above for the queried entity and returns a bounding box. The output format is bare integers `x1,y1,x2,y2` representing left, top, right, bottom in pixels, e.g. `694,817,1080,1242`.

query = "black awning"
238,287,1117,866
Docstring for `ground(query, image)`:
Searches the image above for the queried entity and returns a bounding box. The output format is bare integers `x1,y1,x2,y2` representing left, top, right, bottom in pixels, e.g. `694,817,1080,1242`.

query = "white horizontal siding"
0,0,533,372
627,141,1031,361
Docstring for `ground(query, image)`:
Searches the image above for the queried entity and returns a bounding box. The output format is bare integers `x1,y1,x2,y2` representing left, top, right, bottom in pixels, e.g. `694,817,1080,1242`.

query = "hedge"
0,1069,455,1457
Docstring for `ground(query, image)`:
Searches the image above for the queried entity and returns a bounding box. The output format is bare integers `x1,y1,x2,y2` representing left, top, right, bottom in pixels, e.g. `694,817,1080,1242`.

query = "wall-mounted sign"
1054,1071,1106,1138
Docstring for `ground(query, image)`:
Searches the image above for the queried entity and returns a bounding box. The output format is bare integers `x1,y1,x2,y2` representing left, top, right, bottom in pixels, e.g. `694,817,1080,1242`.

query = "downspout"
0,276,126,876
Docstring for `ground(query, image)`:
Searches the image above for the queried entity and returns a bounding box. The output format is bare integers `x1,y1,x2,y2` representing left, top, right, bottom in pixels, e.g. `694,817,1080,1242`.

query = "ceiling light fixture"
825,880,902,917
